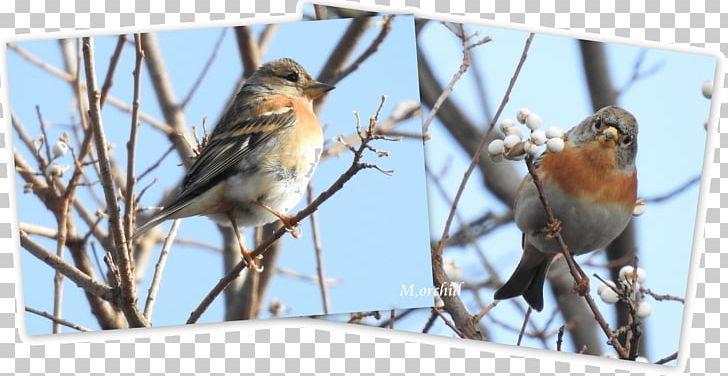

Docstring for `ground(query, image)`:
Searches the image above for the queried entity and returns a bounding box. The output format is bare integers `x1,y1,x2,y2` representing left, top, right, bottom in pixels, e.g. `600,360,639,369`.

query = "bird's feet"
240,248,264,272
544,219,562,240
256,201,301,238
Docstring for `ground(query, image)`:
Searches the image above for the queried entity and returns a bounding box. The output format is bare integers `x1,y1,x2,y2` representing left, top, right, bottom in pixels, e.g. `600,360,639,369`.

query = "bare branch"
516,307,532,346
123,34,145,245
307,185,331,314
20,231,114,301
235,26,261,79
143,219,180,321
82,36,148,328
421,25,492,135
313,5,327,20
644,175,700,203
99,35,127,107
330,16,395,86
25,306,91,332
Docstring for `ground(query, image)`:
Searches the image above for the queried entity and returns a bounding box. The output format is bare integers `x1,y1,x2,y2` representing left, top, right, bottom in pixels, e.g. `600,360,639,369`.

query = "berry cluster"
487,108,565,161
44,136,70,178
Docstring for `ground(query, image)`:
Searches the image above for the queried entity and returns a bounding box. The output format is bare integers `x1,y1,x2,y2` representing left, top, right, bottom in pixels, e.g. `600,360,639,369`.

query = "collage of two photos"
7,4,718,368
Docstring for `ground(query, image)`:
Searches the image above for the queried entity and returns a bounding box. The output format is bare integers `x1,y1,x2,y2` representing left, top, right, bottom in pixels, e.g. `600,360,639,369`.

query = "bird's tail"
130,213,169,240
494,243,554,312
131,198,191,240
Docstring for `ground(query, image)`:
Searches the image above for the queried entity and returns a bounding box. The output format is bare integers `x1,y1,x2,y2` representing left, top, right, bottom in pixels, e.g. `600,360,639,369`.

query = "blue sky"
414,23,715,362
10,15,435,335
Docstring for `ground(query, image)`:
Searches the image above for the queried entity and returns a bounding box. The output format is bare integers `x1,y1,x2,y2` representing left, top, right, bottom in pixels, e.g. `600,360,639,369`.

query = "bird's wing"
179,104,297,200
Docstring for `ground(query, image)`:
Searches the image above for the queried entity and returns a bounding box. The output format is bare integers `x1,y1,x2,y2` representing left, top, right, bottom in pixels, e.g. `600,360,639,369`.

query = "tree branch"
82,36,149,328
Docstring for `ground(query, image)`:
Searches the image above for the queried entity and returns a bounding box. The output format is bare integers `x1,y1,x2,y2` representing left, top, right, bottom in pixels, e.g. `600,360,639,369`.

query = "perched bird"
494,106,638,311
133,58,334,269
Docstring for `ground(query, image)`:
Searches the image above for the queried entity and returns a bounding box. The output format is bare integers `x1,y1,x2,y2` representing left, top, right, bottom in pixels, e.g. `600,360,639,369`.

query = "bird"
494,106,638,312
132,58,335,270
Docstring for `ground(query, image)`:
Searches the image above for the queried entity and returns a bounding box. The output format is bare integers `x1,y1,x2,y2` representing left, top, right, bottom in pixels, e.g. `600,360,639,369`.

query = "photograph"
8,14,435,336
335,19,715,366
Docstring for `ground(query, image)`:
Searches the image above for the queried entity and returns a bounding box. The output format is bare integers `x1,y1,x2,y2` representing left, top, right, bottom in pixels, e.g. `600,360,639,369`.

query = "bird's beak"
304,81,335,99
598,126,619,148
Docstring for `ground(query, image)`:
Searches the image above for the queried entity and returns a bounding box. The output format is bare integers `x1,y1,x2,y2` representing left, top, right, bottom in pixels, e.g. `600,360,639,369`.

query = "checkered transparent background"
0,0,724,374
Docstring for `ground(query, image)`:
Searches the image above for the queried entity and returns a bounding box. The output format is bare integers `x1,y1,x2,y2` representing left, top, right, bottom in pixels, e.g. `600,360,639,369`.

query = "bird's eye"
593,121,602,130
284,72,299,82
622,134,633,145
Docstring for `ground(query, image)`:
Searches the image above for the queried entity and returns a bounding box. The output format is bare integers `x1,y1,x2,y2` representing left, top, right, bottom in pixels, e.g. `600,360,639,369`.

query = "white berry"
546,137,565,153
45,163,69,178
545,126,564,139
633,201,646,216
635,268,647,283
443,257,463,282
635,356,649,363
51,140,68,158
530,130,547,146
525,113,542,130
505,126,524,139
596,280,616,295
636,301,652,318
702,80,713,99
516,108,531,124
599,286,619,304
523,141,540,156
503,134,521,149
487,139,505,156
499,119,516,134
618,265,634,282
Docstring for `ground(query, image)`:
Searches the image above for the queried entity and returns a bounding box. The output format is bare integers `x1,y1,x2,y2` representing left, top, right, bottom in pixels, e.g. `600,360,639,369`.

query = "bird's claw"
544,219,562,240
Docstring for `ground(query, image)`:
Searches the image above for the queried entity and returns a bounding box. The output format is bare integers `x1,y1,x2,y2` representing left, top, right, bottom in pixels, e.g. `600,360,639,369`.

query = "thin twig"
137,145,175,181
330,16,395,85
307,185,331,314
641,288,685,304
616,50,666,97
644,175,700,203
556,324,566,351
124,34,144,244
516,307,532,346
143,219,180,321
8,43,173,134
421,26,492,135
20,231,114,301
25,306,91,332
181,29,227,108
99,35,127,107
434,308,464,337
422,309,439,333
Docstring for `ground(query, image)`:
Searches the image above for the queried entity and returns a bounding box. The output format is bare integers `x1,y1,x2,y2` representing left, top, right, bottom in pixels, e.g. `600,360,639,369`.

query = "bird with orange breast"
494,106,638,311
133,58,335,270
